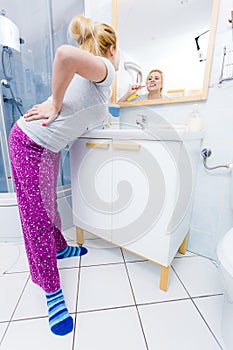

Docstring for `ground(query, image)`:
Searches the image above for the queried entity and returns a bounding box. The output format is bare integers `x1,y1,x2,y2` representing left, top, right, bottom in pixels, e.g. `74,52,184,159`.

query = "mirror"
112,0,220,106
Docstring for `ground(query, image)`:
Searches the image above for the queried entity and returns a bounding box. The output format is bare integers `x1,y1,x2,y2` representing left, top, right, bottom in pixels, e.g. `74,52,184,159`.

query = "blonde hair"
69,15,117,57
147,69,164,94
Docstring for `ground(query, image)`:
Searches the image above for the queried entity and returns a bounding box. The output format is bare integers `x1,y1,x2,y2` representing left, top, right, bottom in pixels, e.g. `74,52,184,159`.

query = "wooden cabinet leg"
76,226,84,246
178,233,188,255
160,265,170,291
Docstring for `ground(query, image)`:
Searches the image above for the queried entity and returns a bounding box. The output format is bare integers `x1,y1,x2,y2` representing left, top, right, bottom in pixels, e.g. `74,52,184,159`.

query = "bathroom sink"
81,124,204,141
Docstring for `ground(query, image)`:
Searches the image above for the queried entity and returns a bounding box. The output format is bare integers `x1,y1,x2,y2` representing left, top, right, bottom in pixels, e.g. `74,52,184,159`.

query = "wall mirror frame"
111,0,220,107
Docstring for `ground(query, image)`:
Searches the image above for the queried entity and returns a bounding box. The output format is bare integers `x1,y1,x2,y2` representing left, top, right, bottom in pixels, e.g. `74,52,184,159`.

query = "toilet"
217,227,233,349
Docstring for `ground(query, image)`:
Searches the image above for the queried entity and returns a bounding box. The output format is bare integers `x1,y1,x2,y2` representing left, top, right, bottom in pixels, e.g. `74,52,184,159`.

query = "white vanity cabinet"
70,137,113,242
70,128,203,290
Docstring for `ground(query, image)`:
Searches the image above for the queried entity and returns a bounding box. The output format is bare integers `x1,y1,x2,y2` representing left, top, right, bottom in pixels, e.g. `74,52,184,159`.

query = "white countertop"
81,125,204,141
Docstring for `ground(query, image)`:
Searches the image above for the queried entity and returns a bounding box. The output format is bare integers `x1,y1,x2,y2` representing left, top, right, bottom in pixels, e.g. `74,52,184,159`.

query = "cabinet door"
111,139,180,250
70,138,112,241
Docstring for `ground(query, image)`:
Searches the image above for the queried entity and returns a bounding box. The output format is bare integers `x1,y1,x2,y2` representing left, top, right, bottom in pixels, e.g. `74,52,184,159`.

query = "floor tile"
5,243,29,273
0,238,227,350
121,248,146,262
0,323,9,345
217,295,233,350
13,268,79,320
57,244,82,269
0,272,29,322
138,300,222,350
0,317,73,350
0,243,28,275
175,250,196,258
80,239,124,266
194,295,226,349
126,261,189,304
83,230,100,240
61,226,77,241
12,277,47,320
74,307,147,350
77,264,135,312
62,227,97,241
172,256,224,297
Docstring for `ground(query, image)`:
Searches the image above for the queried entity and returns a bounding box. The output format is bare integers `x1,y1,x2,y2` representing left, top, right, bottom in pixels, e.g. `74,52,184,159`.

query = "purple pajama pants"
8,123,67,293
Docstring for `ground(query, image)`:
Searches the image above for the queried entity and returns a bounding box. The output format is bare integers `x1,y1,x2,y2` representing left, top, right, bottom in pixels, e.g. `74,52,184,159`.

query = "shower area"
0,0,84,241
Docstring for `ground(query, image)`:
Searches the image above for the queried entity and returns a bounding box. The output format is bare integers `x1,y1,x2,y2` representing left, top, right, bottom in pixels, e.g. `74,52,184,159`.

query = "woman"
118,69,164,102
8,15,119,336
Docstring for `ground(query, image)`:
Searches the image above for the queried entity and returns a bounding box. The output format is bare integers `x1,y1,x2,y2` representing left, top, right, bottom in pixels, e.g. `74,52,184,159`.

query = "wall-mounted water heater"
0,14,20,52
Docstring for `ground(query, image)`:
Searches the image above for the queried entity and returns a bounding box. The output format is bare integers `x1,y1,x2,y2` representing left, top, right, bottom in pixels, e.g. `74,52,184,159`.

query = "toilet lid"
217,228,233,276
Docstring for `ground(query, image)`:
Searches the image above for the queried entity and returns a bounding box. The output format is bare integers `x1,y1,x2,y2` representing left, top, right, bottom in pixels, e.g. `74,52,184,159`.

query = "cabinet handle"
112,144,141,150
86,142,110,149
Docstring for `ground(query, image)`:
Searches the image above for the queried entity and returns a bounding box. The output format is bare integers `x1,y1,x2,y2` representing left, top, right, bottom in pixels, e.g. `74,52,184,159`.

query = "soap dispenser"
186,104,203,131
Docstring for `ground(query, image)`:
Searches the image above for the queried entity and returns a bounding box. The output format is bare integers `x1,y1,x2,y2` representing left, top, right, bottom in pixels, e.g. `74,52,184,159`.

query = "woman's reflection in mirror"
118,69,165,102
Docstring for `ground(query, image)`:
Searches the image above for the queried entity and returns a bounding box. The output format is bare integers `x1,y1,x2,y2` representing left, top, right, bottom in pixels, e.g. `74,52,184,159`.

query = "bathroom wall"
86,0,233,260
187,0,233,259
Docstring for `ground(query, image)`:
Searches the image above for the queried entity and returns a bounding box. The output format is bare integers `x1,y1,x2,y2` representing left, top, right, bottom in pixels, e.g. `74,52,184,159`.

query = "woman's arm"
24,45,107,125
51,45,107,111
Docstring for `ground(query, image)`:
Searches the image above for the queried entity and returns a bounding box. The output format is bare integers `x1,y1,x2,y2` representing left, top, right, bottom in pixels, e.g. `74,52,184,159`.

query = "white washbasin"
81,124,204,141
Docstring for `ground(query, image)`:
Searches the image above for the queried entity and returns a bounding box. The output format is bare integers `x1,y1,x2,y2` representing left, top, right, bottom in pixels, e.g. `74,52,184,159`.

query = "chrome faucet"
136,114,148,129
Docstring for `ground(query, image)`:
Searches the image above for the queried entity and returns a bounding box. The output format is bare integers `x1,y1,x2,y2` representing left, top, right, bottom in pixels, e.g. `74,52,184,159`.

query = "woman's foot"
46,288,73,336
57,245,88,259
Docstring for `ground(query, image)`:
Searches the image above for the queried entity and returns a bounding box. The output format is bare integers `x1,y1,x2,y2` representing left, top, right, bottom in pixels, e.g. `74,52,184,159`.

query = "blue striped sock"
46,289,73,336
57,245,88,259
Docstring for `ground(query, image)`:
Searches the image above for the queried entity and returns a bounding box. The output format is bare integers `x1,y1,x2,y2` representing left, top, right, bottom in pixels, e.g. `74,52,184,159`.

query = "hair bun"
68,15,117,57
69,15,95,45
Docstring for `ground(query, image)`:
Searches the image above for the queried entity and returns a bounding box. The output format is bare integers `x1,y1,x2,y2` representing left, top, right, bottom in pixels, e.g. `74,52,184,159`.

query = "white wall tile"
193,171,227,209
187,228,216,258
216,208,233,242
192,204,220,232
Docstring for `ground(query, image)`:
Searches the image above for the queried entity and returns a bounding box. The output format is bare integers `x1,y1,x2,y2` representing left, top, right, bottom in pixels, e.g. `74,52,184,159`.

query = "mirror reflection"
113,0,219,106
118,69,166,102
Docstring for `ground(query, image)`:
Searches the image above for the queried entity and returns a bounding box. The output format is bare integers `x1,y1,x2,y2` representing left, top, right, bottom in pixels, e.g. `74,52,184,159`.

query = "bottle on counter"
186,104,204,131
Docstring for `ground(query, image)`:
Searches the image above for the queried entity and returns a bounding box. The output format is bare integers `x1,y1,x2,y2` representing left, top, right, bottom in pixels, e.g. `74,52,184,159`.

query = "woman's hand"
126,84,144,96
130,84,144,92
118,84,144,102
23,101,60,126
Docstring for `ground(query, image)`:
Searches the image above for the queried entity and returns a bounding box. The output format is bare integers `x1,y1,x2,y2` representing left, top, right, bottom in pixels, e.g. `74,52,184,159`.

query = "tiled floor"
0,227,229,350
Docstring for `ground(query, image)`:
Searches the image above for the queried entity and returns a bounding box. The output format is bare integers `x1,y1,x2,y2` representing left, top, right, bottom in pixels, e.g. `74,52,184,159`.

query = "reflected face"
146,71,162,93
115,0,220,105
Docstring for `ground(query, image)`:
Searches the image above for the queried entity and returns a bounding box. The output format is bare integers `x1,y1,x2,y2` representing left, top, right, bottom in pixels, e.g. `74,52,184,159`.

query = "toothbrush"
127,85,146,101
127,93,138,101
131,85,146,90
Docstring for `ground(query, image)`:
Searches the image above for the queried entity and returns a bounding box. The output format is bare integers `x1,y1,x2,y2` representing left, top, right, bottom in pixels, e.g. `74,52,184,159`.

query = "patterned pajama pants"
8,123,67,293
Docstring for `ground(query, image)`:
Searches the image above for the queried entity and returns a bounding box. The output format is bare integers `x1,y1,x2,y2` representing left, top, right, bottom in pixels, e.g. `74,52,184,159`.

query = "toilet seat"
217,228,233,276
